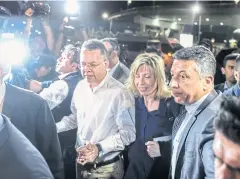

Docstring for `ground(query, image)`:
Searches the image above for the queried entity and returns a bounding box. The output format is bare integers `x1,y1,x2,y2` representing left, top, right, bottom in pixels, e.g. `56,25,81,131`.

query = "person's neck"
226,80,235,88
143,94,159,111
109,58,119,69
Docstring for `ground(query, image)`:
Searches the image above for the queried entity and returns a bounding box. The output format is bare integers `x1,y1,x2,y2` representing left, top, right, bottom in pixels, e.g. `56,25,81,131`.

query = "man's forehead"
82,49,101,55
81,49,103,62
171,60,196,73
214,131,240,166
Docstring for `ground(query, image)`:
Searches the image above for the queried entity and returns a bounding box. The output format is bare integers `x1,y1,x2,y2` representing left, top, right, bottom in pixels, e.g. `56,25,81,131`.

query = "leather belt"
83,155,120,169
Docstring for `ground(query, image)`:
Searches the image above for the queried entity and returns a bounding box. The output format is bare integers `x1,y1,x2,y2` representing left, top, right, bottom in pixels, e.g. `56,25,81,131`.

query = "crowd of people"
0,6,240,179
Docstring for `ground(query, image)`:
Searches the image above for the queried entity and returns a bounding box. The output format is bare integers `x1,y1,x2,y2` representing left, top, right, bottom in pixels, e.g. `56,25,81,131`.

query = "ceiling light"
194,22,198,25
192,4,201,13
178,18,182,21
220,22,224,26
206,18,209,22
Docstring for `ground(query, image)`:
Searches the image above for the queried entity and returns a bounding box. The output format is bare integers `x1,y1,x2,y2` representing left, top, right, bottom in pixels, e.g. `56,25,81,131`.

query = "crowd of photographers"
0,2,240,179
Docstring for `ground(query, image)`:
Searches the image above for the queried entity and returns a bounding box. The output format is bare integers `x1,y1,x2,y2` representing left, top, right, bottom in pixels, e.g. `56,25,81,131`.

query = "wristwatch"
95,143,102,156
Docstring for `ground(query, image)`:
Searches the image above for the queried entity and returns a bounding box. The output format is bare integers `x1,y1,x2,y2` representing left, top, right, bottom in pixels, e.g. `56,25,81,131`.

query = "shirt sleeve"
39,80,69,110
99,89,136,154
56,84,78,133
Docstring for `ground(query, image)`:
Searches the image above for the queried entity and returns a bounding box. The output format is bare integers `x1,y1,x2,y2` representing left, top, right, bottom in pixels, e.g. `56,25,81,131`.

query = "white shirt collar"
108,61,120,76
0,83,6,105
185,92,211,114
90,73,111,93
58,71,77,80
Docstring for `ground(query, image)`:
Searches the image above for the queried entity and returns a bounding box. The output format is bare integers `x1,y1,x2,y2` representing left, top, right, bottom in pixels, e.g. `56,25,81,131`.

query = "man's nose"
217,164,233,179
170,78,179,89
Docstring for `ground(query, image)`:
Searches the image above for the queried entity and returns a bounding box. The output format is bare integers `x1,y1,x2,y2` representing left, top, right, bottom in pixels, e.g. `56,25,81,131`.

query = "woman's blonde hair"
126,53,171,99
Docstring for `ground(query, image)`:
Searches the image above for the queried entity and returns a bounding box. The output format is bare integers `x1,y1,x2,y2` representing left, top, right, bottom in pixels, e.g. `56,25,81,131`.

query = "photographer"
23,2,55,55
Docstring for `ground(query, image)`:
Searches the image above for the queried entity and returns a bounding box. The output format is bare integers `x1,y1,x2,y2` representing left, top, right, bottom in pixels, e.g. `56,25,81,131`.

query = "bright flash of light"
65,0,79,15
192,4,201,13
0,40,29,65
102,12,109,19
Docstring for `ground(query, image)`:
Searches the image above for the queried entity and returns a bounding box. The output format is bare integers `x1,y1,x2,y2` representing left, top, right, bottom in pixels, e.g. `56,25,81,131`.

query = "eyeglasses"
80,61,105,69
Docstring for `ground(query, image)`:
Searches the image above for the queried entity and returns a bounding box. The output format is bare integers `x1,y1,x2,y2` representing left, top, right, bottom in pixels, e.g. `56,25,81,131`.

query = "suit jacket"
2,83,64,179
0,114,54,179
112,62,130,84
214,83,225,92
172,90,225,179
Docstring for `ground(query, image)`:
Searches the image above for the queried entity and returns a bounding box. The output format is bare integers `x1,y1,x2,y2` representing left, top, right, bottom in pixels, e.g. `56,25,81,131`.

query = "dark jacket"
51,72,82,179
2,83,64,179
112,62,130,84
172,90,225,179
0,114,54,179
125,97,180,179
214,83,225,92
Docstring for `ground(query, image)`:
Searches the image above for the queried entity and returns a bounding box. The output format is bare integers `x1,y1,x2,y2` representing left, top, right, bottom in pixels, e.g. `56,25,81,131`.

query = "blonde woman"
124,53,180,179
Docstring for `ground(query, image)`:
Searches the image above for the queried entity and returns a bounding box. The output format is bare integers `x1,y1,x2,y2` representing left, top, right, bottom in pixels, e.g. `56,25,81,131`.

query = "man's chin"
173,96,186,105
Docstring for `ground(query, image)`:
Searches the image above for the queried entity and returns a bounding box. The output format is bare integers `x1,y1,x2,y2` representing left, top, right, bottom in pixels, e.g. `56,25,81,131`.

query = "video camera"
22,1,50,18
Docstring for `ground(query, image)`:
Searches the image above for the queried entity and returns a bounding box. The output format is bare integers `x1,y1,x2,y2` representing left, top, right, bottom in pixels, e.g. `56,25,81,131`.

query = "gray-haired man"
56,39,135,179
170,46,225,179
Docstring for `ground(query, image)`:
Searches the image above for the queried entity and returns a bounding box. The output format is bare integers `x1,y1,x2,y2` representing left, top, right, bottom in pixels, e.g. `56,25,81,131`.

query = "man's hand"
29,80,43,93
25,8,34,17
76,143,99,165
145,141,161,158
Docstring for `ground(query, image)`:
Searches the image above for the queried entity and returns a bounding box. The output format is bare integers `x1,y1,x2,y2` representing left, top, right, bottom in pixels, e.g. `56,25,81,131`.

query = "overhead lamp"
192,4,201,13
102,12,109,19
206,18,209,22
220,22,224,26
194,22,198,25
178,18,182,21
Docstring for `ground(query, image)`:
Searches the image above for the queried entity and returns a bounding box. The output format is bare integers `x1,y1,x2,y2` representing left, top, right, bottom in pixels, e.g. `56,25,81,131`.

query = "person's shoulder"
6,83,46,105
3,118,53,178
119,62,130,74
214,83,224,91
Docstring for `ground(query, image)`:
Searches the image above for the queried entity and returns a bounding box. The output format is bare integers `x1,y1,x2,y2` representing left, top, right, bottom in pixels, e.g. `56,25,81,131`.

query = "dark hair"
198,38,212,51
63,44,80,64
223,53,240,67
145,47,162,57
214,96,240,145
173,45,216,76
81,39,107,60
236,56,240,71
101,38,120,56
35,54,56,69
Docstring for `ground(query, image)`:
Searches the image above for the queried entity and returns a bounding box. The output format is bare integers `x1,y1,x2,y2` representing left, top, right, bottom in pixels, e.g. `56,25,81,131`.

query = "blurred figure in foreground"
213,97,240,179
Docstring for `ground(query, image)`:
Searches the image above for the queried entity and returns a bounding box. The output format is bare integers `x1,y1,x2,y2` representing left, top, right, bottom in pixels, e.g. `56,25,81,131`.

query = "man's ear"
71,63,78,70
104,60,110,69
111,51,118,59
234,70,239,81
203,76,214,91
221,67,226,75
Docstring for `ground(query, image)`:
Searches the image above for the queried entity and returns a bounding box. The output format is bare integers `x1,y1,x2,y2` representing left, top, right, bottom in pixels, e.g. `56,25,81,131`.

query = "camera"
23,1,50,17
